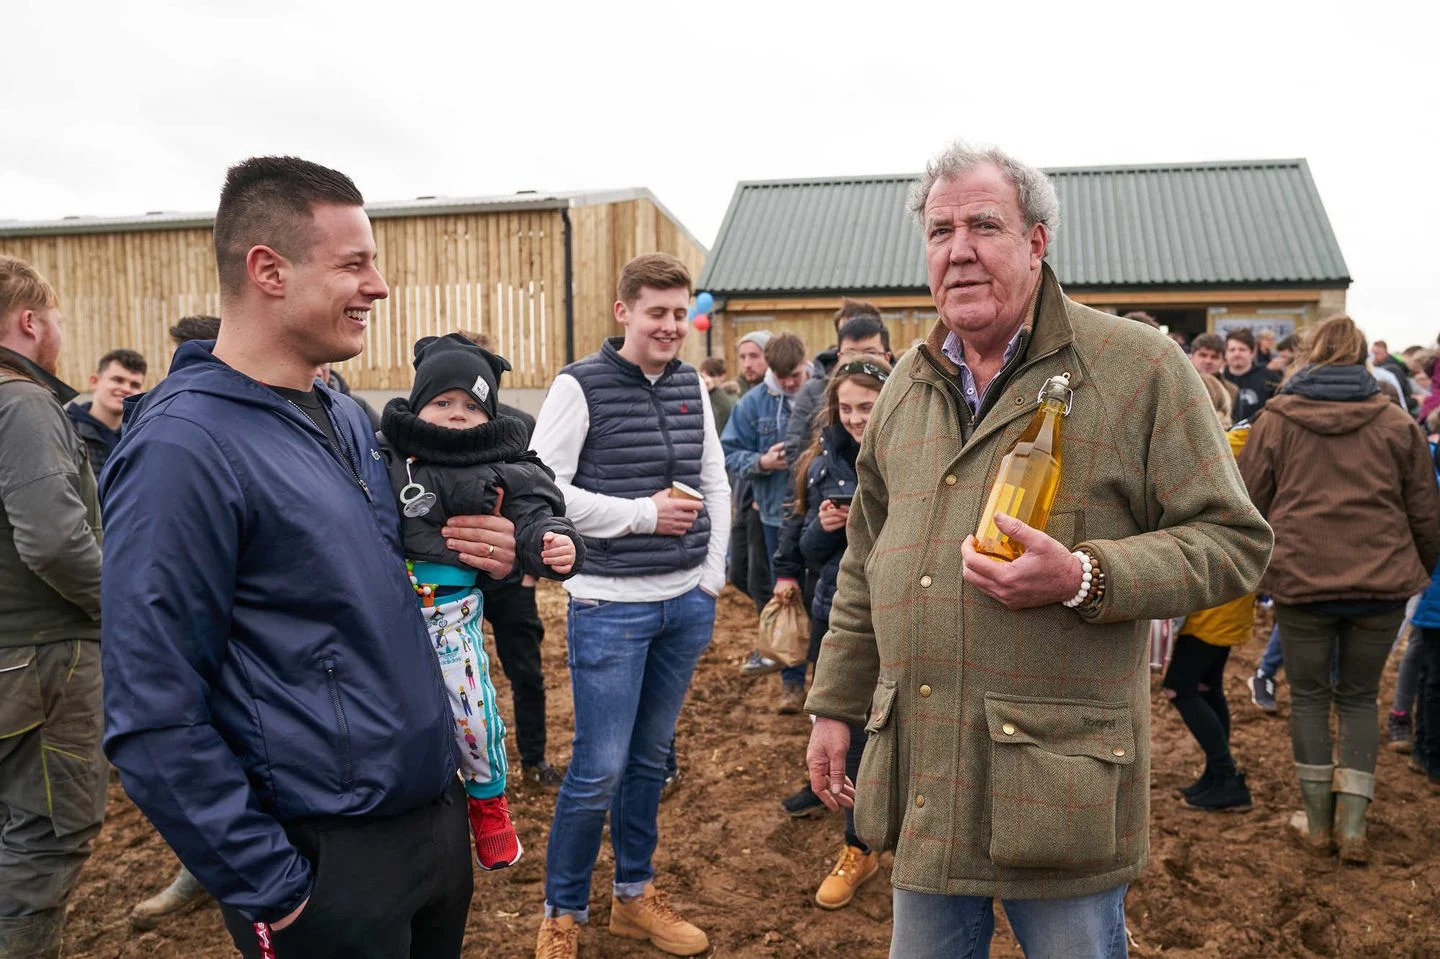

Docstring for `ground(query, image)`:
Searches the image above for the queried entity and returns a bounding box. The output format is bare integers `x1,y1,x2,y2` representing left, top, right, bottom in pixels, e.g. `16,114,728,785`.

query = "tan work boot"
535,914,580,959
815,843,880,909
131,866,210,929
608,884,708,956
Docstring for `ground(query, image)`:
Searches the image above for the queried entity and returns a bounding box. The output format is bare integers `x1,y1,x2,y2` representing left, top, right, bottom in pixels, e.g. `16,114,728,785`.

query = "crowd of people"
0,140,1436,959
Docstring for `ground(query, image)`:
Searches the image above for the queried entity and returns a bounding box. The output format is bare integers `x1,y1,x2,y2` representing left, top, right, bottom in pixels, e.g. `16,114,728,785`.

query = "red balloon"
693,313,711,332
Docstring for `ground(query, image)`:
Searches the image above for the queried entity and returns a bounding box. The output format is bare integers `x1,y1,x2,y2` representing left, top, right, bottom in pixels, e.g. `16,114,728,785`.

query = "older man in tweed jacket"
805,143,1272,958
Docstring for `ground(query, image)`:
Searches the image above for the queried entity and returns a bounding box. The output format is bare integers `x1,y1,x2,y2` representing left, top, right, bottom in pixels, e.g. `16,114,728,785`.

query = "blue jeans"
890,885,1129,959
1259,622,1284,678
543,587,716,920
761,522,780,586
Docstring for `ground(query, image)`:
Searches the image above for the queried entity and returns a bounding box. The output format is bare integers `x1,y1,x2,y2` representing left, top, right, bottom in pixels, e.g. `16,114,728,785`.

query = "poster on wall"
1208,306,1297,341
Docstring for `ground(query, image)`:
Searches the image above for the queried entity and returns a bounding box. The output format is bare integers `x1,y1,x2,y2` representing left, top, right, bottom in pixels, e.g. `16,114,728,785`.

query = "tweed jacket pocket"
983,693,1134,869
854,678,902,853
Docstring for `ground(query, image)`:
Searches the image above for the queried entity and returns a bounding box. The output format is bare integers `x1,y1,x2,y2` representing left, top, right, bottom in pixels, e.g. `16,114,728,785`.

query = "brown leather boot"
608,884,708,956
534,914,579,959
815,844,880,909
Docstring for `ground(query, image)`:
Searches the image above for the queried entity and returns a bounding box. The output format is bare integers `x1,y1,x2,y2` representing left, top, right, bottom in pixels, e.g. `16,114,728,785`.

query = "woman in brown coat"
1239,314,1440,863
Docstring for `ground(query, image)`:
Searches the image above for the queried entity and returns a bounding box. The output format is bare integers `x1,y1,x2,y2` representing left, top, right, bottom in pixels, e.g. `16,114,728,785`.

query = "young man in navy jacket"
100,157,517,959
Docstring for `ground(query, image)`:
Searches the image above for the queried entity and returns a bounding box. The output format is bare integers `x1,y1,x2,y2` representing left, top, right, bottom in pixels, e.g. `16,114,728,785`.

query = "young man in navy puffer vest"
531,254,730,957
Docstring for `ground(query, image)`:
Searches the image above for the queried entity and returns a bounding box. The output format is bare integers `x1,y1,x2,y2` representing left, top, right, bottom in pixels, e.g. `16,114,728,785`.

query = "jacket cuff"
1072,540,1113,623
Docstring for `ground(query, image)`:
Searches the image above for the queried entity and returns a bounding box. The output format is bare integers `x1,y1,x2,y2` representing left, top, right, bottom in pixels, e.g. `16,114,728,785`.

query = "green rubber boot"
1333,767,1375,865
0,908,64,959
1288,762,1335,853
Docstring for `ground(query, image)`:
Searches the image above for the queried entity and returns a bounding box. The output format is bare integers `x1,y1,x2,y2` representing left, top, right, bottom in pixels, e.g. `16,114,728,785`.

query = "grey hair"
908,141,1061,244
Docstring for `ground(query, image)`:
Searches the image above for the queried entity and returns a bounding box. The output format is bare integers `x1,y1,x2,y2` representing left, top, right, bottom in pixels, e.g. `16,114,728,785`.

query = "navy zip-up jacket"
99,342,456,923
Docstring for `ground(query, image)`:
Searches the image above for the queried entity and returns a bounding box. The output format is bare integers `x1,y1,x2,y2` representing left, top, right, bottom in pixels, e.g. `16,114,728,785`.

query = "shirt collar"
940,324,1025,373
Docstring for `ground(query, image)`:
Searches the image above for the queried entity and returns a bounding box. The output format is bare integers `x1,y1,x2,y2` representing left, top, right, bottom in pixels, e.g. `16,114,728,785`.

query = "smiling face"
836,378,881,442
615,285,690,375
417,387,490,430
923,164,1048,341
278,203,388,367
88,360,144,420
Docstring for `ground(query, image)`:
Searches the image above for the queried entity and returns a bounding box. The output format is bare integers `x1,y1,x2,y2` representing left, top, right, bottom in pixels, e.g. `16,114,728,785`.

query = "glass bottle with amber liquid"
974,374,1071,561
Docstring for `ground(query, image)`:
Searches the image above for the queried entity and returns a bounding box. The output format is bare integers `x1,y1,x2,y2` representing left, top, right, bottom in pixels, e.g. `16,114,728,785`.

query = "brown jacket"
1239,390,1440,604
806,265,1272,900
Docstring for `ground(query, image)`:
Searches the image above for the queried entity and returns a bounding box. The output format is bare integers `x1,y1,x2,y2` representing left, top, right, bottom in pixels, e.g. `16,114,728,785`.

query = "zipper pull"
358,478,373,501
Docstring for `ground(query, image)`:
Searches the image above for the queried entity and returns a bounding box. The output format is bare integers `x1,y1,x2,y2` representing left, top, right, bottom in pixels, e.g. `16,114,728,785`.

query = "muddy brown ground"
64,588,1439,957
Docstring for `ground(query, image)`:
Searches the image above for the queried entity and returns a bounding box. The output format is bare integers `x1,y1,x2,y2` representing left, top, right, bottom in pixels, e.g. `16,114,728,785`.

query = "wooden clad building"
0,189,706,391
697,160,1350,360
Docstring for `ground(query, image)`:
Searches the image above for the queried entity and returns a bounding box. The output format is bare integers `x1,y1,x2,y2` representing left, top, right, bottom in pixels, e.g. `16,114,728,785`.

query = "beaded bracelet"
1061,550,1093,608
1062,547,1106,610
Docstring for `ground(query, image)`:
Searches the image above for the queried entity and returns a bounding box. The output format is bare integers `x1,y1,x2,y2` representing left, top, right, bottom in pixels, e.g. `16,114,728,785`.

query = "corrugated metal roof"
0,187,704,251
698,160,1349,295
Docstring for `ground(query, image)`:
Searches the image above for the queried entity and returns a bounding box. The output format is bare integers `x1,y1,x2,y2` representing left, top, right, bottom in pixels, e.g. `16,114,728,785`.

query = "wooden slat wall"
342,209,568,389
0,198,704,392
0,228,222,390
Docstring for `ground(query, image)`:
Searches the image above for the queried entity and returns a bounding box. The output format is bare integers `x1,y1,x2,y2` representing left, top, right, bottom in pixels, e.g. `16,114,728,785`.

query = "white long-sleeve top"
531,373,732,602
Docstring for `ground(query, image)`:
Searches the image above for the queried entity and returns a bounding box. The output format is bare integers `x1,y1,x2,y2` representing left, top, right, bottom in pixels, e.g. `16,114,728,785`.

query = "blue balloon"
696,292,714,314
688,306,697,320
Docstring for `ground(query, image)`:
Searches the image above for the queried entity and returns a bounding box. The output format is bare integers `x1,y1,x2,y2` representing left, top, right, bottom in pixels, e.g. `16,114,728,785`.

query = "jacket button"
1002,723,1016,736
1015,396,1024,405
920,575,932,588
1112,747,1126,758
914,794,925,808
919,684,932,698
944,474,957,486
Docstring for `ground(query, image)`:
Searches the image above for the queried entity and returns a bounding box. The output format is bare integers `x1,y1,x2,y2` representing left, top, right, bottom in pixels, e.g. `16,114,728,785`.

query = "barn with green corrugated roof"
697,159,1350,357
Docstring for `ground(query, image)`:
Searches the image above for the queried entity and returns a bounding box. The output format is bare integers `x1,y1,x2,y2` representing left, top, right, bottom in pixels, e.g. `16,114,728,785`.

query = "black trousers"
727,506,771,615
1162,634,1236,775
484,579,548,767
219,780,472,959
1416,628,1440,775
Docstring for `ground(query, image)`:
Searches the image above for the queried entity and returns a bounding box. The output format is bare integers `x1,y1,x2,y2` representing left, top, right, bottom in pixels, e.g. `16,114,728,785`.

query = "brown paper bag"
758,590,810,668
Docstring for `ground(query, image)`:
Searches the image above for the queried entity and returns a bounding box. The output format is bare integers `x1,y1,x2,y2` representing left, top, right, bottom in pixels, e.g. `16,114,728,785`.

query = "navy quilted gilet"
563,338,710,576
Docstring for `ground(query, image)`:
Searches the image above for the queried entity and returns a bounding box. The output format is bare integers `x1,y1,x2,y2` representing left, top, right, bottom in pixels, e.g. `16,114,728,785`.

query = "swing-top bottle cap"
1039,374,1071,403
1035,373,1074,414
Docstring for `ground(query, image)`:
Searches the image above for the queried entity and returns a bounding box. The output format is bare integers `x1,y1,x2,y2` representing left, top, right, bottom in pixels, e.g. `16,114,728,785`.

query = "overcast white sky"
4,0,1435,348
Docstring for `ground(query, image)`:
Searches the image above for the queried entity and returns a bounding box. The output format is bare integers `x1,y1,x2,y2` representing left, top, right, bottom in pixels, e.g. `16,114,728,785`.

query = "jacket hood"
380,397,548,471
124,340,338,429
1264,390,1393,436
814,346,841,377
66,400,116,434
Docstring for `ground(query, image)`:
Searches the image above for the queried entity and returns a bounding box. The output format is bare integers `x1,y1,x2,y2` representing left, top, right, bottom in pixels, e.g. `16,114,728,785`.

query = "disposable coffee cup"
670,481,703,502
